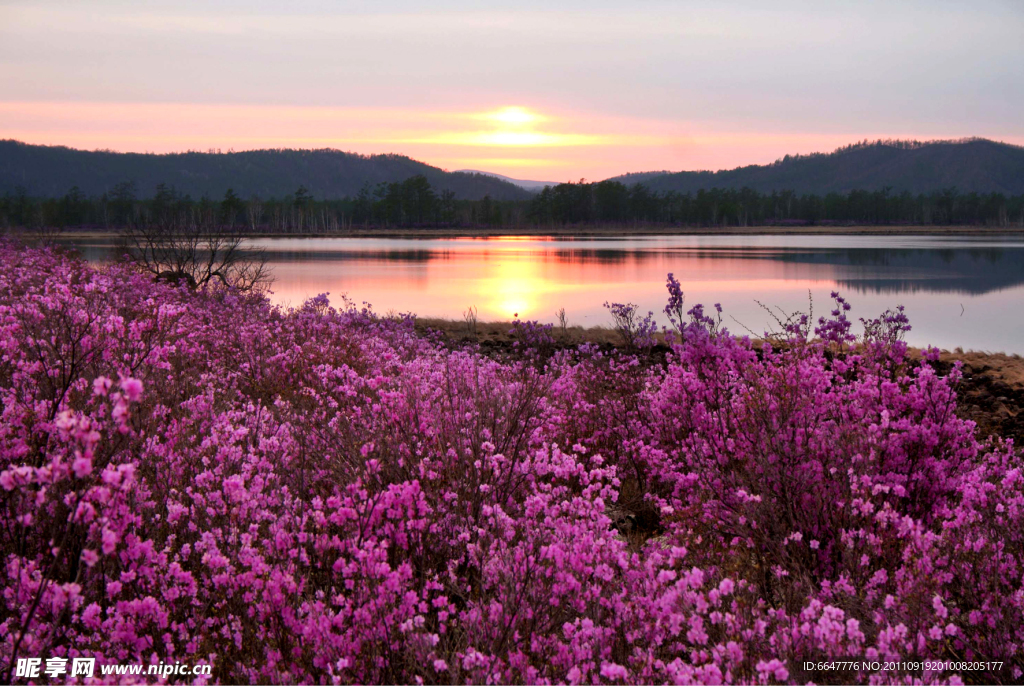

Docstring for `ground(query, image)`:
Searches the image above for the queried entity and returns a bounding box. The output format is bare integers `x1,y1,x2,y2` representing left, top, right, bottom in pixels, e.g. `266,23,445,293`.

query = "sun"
420,107,604,148
408,105,606,151
480,106,545,126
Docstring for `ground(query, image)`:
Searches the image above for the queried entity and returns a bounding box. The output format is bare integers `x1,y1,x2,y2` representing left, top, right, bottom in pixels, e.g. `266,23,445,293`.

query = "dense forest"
2,176,1023,231
525,180,1024,227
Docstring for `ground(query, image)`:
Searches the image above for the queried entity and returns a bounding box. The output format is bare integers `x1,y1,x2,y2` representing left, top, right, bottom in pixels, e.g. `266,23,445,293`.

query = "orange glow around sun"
0,100,668,178
0,100,984,181
408,105,612,148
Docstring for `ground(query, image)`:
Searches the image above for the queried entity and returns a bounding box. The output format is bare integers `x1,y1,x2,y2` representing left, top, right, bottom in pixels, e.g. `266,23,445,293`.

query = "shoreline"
417,315,1024,362
33,229,1024,440
31,224,1024,240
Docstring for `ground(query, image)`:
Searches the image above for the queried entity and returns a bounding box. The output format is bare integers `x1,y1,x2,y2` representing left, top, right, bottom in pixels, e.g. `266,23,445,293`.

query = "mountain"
603,170,673,185
608,139,1024,195
455,169,559,191
6,137,1022,202
0,140,533,201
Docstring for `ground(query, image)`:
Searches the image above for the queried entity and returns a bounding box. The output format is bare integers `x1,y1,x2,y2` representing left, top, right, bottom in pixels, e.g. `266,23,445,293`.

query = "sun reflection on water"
62,233,1024,353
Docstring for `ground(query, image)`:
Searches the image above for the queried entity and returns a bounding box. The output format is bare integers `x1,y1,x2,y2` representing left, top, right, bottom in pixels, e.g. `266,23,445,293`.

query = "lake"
68,234,1024,353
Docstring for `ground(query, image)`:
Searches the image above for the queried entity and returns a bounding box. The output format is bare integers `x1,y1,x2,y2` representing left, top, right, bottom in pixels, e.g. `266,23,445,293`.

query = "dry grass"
415,316,625,347
420,316,1024,380
941,350,1024,387
932,350,1024,444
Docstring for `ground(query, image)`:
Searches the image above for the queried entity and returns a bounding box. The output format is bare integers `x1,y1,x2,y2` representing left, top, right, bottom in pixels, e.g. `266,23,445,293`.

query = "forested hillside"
4,138,1024,230
614,139,1024,195
0,140,531,201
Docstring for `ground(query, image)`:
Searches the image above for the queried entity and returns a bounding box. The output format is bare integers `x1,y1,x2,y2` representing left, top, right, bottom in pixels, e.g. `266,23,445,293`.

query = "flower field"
1,243,1022,684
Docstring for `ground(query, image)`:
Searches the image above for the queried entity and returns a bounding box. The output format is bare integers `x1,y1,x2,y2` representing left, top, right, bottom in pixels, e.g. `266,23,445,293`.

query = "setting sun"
480,106,545,125
427,106,607,148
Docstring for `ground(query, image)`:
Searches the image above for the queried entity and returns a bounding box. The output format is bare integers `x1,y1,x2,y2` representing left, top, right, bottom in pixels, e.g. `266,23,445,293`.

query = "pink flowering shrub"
1,242,1022,684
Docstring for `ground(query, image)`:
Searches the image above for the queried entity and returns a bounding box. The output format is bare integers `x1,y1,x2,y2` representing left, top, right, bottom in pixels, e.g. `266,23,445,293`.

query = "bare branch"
120,213,272,293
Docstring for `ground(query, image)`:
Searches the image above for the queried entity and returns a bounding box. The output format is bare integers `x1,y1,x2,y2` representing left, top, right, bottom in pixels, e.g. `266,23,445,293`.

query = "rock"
992,381,1013,396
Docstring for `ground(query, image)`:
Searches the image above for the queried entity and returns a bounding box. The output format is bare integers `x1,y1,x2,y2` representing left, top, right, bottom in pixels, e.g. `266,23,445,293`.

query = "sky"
1,0,1022,181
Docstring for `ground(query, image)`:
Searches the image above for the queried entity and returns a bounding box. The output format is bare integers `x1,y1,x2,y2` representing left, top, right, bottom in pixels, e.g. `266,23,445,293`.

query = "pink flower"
755,659,789,682
81,549,99,567
599,663,628,681
120,376,144,402
92,376,112,396
72,452,93,478
101,528,119,554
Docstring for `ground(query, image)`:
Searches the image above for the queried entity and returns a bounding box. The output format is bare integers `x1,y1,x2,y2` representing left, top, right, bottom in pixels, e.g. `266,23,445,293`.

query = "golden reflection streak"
479,251,545,319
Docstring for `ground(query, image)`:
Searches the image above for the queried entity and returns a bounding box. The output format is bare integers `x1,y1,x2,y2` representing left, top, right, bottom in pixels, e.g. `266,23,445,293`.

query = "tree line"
526,181,1024,227
2,176,1023,231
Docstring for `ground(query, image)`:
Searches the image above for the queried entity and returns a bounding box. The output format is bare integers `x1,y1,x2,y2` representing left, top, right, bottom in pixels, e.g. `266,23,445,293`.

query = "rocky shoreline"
940,352,1024,444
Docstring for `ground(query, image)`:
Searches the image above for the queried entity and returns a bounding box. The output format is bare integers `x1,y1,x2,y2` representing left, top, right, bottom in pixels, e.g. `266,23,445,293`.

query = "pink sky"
2,1,1022,180
4,100,1016,182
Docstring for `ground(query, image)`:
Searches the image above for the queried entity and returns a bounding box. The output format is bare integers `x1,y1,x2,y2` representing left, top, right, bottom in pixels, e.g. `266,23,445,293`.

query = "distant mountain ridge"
454,169,559,191
4,137,1023,202
607,139,1024,195
0,140,532,201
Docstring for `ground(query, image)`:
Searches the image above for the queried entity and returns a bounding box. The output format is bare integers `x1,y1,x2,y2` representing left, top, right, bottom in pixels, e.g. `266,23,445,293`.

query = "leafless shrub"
26,224,65,244
731,290,815,345
555,307,569,341
463,305,479,336
604,301,657,351
120,212,272,293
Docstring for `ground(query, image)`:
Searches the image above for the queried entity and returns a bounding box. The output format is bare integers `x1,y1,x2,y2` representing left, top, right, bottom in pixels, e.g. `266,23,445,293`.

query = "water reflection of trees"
767,248,1024,295
552,246,1024,294
66,240,1024,297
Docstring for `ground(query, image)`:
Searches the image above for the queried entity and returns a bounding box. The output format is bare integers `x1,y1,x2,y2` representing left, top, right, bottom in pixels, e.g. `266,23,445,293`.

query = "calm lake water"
70,234,1024,353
